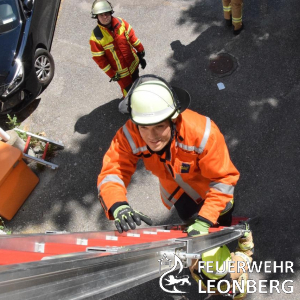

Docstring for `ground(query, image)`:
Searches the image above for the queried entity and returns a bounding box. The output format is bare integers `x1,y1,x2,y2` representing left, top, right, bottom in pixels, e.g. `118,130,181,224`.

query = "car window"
0,0,19,33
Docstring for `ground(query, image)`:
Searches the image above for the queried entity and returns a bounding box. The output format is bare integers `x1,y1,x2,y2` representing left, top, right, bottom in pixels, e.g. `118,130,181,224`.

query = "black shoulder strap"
93,26,103,41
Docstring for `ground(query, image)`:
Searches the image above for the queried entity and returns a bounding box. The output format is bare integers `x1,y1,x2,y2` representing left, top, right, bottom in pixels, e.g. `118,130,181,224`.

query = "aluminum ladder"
14,128,64,169
0,217,255,300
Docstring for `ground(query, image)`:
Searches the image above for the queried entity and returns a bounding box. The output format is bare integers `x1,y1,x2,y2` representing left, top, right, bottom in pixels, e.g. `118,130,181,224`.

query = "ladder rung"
23,153,59,169
14,128,64,148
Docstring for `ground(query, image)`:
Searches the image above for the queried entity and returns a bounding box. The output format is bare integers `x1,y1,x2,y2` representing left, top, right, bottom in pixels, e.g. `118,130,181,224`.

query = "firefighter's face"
138,120,172,152
97,12,112,26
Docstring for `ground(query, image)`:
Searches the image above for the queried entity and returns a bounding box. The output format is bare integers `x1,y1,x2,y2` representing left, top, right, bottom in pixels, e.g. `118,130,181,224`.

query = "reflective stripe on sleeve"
97,174,125,194
103,64,111,73
122,124,147,154
132,39,141,47
209,182,234,195
91,51,105,57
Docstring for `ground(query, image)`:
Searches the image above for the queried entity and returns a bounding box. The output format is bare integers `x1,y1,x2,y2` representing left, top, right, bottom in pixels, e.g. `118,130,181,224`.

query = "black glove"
110,72,120,82
137,51,147,69
137,50,145,58
113,205,153,233
139,58,147,69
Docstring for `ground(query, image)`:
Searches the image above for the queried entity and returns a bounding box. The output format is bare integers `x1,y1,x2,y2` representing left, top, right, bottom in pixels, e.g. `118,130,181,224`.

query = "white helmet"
91,0,114,18
126,75,190,125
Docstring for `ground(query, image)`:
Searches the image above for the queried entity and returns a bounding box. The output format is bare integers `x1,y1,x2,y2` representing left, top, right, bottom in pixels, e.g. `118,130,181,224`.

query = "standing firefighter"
222,0,244,35
89,0,146,97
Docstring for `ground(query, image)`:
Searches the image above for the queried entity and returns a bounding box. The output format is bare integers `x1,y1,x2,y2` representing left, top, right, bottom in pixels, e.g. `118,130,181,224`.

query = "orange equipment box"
0,141,39,220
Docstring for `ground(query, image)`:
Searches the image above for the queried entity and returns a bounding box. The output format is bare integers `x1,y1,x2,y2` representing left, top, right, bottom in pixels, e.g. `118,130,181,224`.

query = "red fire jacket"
90,17,144,89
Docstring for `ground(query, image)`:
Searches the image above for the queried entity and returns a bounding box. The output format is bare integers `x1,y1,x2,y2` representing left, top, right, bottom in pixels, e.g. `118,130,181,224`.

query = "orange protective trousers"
222,0,243,30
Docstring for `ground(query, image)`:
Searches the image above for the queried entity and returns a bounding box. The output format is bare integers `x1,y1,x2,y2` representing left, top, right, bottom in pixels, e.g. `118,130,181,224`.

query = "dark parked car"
0,0,61,114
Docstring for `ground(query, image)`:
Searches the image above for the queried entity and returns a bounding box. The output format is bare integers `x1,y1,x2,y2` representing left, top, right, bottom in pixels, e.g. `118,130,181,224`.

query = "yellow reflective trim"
132,39,141,47
109,49,122,70
127,25,132,35
119,71,130,78
91,51,105,57
118,69,129,74
90,35,101,43
129,60,139,74
118,25,125,35
91,28,114,46
103,44,114,50
223,5,231,11
103,64,111,72
232,17,242,23
99,29,114,45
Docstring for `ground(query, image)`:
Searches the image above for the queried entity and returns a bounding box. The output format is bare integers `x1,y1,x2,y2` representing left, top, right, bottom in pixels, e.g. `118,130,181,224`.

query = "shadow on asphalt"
4,0,300,298
109,0,300,298
164,0,300,294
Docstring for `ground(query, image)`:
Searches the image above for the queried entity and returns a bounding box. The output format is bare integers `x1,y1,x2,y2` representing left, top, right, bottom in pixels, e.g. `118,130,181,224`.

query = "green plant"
6,114,27,140
0,217,11,235
6,114,21,129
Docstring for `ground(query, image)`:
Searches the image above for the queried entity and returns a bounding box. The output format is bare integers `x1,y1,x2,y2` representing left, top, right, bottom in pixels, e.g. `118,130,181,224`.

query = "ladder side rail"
22,153,59,169
13,128,64,148
174,222,249,267
0,225,185,239
0,239,184,280
0,225,188,252
0,227,247,299
0,241,186,300
0,224,249,300
185,227,245,255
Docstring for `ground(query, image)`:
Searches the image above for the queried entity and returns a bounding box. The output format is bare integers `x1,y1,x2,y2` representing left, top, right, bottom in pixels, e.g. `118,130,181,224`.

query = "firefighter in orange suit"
89,1,146,97
222,0,244,35
97,75,240,236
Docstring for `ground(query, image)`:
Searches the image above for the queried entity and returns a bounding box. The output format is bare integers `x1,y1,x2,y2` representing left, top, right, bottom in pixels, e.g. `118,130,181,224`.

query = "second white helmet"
91,0,113,18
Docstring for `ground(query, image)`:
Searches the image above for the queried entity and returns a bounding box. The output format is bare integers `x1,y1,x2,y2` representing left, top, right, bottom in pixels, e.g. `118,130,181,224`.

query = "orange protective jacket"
89,17,144,90
97,109,240,224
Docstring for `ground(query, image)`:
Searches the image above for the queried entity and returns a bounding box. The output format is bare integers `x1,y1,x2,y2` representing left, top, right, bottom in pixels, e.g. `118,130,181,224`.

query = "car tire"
34,48,55,88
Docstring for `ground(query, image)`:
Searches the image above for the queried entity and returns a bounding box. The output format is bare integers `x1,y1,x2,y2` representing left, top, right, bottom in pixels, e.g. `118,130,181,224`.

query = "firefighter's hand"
110,72,120,82
113,205,153,233
137,50,145,58
137,51,147,69
187,219,210,237
139,58,147,69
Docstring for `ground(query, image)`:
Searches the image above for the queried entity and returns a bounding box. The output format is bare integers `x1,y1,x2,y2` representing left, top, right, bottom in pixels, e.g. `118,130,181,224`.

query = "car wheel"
34,48,55,87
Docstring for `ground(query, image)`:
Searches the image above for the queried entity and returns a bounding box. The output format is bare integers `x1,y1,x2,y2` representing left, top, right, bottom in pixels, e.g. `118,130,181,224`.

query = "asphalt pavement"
1,0,299,299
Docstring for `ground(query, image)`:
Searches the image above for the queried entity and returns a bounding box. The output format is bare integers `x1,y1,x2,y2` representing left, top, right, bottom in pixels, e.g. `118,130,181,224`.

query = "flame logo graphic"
159,254,191,293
